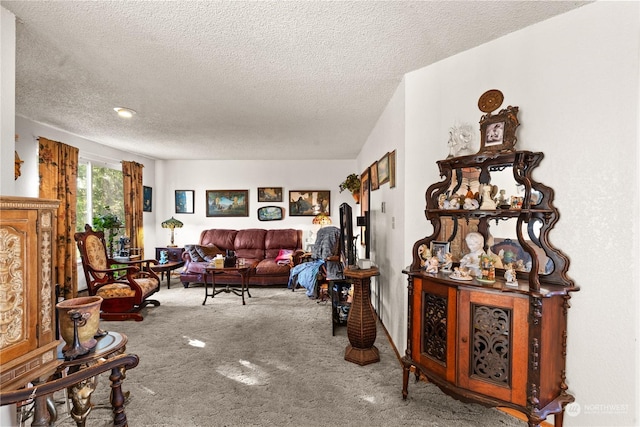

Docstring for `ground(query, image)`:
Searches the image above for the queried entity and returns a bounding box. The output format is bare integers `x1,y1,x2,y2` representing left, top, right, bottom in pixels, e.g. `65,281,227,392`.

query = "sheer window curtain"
38,137,79,299
122,161,145,259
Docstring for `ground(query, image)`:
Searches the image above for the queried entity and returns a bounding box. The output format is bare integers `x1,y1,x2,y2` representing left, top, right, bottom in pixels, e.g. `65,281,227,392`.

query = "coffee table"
203,265,252,305
151,260,185,289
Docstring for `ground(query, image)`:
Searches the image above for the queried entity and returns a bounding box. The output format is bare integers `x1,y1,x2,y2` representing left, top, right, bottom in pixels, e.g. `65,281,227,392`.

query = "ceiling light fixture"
113,107,136,118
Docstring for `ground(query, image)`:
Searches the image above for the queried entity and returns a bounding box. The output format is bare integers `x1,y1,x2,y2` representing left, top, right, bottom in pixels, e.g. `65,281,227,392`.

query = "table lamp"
312,213,332,226
161,217,183,247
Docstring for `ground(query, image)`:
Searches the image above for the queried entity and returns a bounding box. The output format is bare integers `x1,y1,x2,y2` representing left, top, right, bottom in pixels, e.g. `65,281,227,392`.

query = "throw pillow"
196,245,225,262
275,249,293,266
185,244,204,262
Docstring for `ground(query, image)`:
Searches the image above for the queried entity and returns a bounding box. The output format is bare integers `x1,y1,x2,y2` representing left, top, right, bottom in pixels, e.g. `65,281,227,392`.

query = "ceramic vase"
56,296,103,351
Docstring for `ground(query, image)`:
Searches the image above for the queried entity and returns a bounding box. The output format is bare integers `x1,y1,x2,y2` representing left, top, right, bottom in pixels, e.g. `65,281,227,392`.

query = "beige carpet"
48,283,527,427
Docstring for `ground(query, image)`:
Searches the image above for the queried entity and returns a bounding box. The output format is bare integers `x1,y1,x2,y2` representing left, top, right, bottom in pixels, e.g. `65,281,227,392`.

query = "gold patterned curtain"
38,137,79,299
122,161,144,259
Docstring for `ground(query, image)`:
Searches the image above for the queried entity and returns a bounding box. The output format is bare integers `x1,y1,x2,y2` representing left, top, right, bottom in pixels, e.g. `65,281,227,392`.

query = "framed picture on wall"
206,190,249,217
175,190,195,214
359,167,370,250
257,206,284,221
289,190,330,216
257,187,283,202
143,186,152,212
370,161,379,191
389,149,396,188
378,152,390,185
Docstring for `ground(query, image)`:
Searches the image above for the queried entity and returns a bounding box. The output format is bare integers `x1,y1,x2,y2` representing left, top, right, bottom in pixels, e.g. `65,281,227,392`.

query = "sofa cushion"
234,229,267,260
196,244,225,261
265,229,301,259
255,258,291,276
200,229,238,250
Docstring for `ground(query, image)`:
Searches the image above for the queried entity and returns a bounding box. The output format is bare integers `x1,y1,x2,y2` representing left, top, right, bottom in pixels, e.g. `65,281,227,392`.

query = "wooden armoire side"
0,196,61,389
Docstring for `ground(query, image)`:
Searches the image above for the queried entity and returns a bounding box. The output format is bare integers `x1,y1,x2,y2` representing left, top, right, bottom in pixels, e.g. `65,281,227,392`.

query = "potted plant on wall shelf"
339,173,361,204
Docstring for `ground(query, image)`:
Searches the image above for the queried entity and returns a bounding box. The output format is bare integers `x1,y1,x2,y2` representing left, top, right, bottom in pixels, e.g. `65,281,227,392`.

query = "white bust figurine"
459,232,485,276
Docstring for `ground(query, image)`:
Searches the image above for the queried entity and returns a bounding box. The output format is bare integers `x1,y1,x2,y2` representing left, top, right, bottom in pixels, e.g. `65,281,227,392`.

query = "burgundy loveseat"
180,228,304,287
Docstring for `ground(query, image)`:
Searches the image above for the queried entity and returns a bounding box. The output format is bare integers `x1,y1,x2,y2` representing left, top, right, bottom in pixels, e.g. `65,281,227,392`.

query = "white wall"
357,80,406,346
397,2,638,425
155,159,358,247
1,6,16,195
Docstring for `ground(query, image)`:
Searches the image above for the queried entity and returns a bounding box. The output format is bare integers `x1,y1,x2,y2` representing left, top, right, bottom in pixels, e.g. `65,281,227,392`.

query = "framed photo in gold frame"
478,105,520,154
370,161,379,191
378,153,390,185
389,149,396,188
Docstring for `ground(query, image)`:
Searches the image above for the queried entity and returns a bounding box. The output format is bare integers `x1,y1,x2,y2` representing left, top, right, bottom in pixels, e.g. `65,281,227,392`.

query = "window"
76,159,124,232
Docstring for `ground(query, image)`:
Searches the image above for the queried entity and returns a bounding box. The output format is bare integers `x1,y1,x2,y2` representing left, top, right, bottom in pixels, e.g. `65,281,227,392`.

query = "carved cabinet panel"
0,196,61,389
457,289,529,405
409,277,457,383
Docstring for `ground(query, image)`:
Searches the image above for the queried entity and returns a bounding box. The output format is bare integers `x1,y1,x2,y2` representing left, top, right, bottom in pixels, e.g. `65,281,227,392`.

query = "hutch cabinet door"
0,210,39,363
457,289,529,406
411,277,457,382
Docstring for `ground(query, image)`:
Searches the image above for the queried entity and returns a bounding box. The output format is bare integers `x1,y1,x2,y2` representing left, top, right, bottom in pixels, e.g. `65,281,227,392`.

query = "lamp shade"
161,217,183,229
312,213,332,226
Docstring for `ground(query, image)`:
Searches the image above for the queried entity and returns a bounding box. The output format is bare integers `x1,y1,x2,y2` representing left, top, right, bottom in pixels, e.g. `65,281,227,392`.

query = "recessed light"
113,107,136,118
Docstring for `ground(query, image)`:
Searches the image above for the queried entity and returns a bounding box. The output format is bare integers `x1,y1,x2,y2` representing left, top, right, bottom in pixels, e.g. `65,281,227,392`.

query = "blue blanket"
288,259,324,297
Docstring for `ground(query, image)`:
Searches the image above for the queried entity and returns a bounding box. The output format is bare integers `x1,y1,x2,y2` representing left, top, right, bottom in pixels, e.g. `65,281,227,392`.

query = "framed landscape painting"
289,190,330,216
378,152,390,185
206,190,249,217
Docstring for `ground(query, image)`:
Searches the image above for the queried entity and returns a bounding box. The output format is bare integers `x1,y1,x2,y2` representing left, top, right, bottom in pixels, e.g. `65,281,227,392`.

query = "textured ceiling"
2,1,588,160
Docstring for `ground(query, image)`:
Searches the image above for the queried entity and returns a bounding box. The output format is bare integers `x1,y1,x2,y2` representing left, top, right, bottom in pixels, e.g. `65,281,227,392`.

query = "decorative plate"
449,274,473,281
478,89,504,113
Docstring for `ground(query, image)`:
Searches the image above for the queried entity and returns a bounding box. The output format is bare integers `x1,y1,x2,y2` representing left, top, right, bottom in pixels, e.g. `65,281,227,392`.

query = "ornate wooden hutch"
0,196,61,389
402,121,578,425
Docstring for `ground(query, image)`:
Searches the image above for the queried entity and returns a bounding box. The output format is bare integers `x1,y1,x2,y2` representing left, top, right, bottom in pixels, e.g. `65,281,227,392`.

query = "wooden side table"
154,247,185,288
151,260,185,289
343,267,380,366
58,332,129,426
0,332,137,427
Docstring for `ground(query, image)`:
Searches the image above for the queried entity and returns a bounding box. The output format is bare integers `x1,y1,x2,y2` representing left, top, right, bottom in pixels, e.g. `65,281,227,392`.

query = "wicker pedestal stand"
344,267,380,365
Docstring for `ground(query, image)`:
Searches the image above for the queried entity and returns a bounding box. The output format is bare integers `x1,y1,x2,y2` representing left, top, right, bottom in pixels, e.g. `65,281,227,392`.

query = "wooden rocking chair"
75,224,160,321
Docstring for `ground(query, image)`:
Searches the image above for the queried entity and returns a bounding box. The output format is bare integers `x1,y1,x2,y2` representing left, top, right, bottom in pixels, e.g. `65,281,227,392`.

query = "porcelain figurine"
463,197,479,210
446,123,475,158
425,256,439,274
504,263,518,286
459,231,485,276
479,184,498,210
441,252,453,272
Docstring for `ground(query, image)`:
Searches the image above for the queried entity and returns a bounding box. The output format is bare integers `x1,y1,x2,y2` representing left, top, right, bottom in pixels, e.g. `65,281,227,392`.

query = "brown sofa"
180,228,304,287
